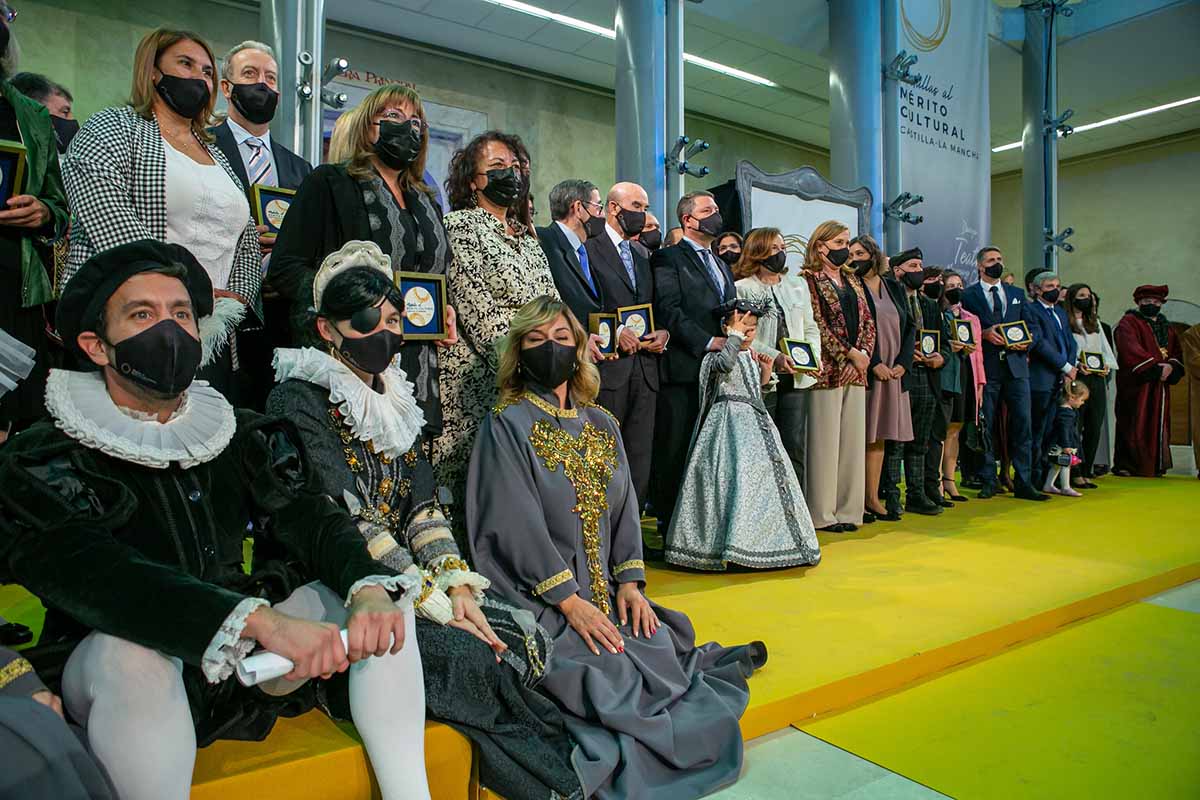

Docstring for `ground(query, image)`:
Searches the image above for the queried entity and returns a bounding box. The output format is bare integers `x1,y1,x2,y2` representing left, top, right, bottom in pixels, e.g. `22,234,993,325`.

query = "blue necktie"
576,244,595,294
619,240,637,290
700,249,726,297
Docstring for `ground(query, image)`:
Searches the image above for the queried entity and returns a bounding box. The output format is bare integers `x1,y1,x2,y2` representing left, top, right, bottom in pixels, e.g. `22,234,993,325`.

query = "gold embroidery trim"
523,392,579,419
430,556,471,576
0,658,33,690
612,559,645,574
528,419,617,615
533,569,574,597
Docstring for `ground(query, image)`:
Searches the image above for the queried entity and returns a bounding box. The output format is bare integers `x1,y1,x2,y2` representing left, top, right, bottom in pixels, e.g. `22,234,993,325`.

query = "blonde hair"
130,28,217,143
496,296,600,407
802,220,850,273
338,83,431,193
327,112,356,163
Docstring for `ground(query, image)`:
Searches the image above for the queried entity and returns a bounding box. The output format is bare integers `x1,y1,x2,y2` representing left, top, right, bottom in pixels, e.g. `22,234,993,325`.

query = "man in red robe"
1113,285,1185,477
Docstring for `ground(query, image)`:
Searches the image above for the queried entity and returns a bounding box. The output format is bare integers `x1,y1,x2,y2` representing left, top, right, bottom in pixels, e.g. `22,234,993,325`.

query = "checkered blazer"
60,105,261,307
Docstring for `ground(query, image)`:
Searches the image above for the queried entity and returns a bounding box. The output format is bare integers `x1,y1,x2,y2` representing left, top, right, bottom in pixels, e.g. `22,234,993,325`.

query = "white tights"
61,583,429,800
1044,464,1071,492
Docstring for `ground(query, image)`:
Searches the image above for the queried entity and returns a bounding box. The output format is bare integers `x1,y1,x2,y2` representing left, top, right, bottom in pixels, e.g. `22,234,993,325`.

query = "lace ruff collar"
273,348,424,459
44,369,236,469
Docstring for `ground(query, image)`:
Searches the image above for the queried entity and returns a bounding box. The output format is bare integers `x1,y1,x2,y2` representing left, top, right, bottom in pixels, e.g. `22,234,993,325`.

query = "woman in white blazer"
734,226,822,488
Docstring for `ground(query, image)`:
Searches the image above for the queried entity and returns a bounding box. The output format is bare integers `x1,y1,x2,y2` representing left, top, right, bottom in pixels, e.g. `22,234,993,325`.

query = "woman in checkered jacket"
60,28,260,402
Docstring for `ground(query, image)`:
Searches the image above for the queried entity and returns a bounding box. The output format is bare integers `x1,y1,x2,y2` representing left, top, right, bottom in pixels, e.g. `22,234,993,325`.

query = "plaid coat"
60,106,261,309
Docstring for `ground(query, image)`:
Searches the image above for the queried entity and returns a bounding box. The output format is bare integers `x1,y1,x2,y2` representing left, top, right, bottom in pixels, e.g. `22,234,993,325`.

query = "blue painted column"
665,0,685,215
260,0,326,164
829,0,885,243
615,0,667,216
1022,1,1057,273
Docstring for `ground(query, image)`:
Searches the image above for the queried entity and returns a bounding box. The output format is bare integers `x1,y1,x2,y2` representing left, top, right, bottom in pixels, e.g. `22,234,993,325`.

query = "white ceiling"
327,0,1200,174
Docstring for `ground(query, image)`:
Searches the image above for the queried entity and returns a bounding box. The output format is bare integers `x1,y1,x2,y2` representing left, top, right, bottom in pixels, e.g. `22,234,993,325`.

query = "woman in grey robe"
666,300,821,571
467,296,764,800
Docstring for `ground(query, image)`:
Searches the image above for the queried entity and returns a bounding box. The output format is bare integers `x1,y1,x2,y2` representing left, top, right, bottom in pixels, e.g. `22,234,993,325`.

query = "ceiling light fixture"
991,94,1200,153
479,0,778,87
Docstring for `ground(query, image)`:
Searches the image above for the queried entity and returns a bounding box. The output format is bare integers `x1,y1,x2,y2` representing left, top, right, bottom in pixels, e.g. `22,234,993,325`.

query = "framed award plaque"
953,319,975,347
616,303,656,339
1079,351,1105,374
589,313,618,357
395,271,448,340
998,320,1032,348
779,338,818,372
250,185,297,234
919,329,940,357
0,140,28,207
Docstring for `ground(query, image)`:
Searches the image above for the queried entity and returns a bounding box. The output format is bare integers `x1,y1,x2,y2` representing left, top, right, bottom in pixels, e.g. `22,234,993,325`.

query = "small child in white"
1044,379,1090,497
665,299,821,571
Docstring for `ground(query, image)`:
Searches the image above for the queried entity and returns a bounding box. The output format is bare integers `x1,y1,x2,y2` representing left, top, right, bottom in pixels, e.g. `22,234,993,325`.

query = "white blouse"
735,273,823,390
1071,326,1118,371
163,138,250,291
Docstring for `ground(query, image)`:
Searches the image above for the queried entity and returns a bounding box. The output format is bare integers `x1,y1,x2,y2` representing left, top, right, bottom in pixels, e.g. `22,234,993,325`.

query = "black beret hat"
56,240,213,365
887,247,923,267
713,297,770,320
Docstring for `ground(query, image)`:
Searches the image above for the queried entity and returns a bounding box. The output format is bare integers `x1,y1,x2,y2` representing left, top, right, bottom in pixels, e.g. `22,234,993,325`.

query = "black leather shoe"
747,640,769,670
818,525,842,532
978,484,997,499
1014,486,1050,501
862,511,877,524
905,500,944,516
938,498,955,508
840,523,858,532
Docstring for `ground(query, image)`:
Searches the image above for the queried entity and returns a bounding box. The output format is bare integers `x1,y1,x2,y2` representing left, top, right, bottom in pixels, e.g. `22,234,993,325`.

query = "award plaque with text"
1079,351,1105,374
395,271,448,341
617,303,656,339
250,185,297,235
779,338,819,373
952,319,975,347
919,329,940,357
589,313,618,357
998,320,1032,348
0,140,28,208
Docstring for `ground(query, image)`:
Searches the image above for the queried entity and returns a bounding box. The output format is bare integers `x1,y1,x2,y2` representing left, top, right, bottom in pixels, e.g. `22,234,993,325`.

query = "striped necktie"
618,240,637,290
247,137,276,187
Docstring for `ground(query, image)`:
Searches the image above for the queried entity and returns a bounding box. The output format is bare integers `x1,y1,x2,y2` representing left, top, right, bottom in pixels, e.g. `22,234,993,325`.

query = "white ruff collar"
272,348,424,459
44,369,236,469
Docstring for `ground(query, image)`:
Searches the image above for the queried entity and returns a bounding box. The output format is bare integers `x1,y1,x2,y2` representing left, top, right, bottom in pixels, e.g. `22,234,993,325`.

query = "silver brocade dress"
665,333,822,571
466,389,756,800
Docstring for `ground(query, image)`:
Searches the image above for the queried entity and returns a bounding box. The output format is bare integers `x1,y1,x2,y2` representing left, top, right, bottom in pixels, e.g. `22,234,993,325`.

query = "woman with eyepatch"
266,242,581,800
268,83,457,445
434,131,559,526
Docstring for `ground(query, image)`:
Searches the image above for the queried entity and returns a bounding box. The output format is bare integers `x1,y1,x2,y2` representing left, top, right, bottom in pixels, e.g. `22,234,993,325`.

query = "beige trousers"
804,384,867,527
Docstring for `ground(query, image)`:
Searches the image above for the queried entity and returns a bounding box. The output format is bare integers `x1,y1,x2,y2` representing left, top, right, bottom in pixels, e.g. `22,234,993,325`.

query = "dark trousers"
1030,387,1058,487
597,366,657,509
924,395,953,500
652,381,700,526
981,373,1033,491
763,377,809,489
1078,373,1107,477
882,368,940,508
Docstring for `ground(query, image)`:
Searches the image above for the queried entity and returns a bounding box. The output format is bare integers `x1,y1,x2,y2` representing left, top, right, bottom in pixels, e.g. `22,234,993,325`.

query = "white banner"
888,0,991,282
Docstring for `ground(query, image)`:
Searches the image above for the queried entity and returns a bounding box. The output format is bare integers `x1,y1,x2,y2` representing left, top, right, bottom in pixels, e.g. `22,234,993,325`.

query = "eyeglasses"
373,112,426,132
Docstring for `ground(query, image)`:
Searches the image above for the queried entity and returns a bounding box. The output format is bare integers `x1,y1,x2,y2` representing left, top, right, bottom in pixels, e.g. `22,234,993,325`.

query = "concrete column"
1021,1,1057,273
614,0,667,217
830,0,885,244
260,0,326,164
665,0,685,218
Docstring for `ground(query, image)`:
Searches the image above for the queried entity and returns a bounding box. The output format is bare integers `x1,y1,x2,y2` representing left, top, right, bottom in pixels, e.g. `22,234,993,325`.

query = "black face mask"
155,72,212,120
851,258,874,277
480,167,522,208
520,340,577,389
1138,303,1161,318
1073,297,1093,312
583,212,607,241
717,250,740,267
693,210,724,237
615,207,646,238
51,117,80,154
944,287,963,305
229,81,279,125
922,282,943,300
1040,288,1061,304
109,319,203,397
984,263,1004,280
336,328,404,375
900,270,926,291
374,119,423,170
826,247,850,267
763,251,788,273
639,229,662,252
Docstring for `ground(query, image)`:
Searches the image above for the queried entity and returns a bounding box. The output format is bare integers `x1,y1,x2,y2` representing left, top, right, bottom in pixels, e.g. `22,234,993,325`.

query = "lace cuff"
201,597,269,684
345,567,423,610
414,585,454,625
430,555,490,600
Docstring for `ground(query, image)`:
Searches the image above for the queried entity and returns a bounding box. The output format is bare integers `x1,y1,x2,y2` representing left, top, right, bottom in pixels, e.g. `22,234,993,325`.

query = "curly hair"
445,130,533,232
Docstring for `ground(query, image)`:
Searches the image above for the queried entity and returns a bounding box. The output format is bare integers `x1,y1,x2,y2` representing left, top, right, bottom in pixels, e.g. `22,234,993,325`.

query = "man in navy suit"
211,41,313,409
961,246,1048,501
1025,270,1079,488
651,190,737,530
537,179,605,329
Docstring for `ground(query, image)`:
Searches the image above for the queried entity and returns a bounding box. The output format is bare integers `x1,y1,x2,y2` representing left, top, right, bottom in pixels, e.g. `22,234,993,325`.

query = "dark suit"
1026,300,1078,485
537,223,604,326
650,240,736,525
587,230,659,505
211,121,313,410
961,280,1035,492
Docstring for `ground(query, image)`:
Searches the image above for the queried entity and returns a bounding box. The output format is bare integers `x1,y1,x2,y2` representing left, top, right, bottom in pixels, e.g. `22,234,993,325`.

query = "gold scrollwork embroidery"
612,559,645,574
532,569,573,597
0,658,33,690
528,419,617,615
523,392,579,419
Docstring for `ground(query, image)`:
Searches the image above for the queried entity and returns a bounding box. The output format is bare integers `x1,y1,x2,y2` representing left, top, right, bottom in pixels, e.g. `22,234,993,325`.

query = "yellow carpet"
802,601,1200,799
